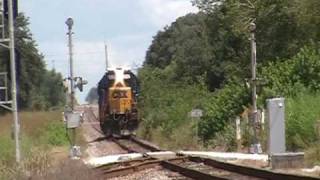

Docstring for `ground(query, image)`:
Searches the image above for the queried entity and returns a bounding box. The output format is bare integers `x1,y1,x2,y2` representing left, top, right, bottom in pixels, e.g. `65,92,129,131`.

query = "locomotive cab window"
112,90,129,99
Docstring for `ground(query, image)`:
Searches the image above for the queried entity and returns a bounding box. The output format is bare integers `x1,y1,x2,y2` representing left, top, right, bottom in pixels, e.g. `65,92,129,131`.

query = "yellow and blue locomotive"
98,68,139,137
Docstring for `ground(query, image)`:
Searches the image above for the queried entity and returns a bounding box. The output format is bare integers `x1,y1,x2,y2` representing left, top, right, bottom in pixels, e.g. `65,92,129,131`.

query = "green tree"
140,0,320,148
0,13,65,110
85,87,98,104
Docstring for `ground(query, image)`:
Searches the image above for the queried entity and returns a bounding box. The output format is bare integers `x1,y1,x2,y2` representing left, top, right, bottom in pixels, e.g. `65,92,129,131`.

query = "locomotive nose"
109,87,132,114
98,68,139,137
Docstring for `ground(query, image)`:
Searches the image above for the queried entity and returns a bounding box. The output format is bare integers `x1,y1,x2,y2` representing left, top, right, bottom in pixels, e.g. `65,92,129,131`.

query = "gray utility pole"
0,0,21,163
249,22,262,154
8,0,20,163
66,18,75,111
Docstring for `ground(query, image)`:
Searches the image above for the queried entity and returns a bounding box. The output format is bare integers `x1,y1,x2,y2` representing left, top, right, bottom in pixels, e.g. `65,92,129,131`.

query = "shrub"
199,81,250,140
286,92,320,150
41,122,68,146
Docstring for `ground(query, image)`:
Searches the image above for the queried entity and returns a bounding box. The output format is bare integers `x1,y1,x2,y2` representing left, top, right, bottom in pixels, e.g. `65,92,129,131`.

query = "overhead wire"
45,51,105,57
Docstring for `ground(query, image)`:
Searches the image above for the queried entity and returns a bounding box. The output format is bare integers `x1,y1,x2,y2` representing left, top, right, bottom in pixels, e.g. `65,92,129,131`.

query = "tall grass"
140,119,203,150
285,91,320,166
286,92,320,150
0,111,69,179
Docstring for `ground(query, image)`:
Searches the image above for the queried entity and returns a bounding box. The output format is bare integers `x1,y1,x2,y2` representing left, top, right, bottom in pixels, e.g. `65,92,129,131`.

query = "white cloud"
21,1,198,104
39,38,147,103
138,0,198,28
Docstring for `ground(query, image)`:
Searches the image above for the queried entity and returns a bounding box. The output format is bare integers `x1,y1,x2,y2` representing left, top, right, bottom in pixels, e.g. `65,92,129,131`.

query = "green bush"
199,81,250,140
205,123,237,151
286,92,320,150
41,122,68,146
0,135,34,166
261,45,320,99
0,112,69,179
140,43,320,150
138,67,209,143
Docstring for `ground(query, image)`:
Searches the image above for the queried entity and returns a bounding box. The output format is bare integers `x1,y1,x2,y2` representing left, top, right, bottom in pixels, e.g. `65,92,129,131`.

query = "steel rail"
188,156,320,180
84,106,104,134
98,157,235,180
101,160,161,178
85,105,162,153
95,157,157,171
110,135,162,153
98,157,186,179
111,138,139,153
97,155,320,180
130,135,162,152
87,105,98,120
161,160,228,180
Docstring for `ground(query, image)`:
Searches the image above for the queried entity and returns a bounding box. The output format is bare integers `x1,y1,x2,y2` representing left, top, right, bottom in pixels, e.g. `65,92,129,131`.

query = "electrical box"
267,97,285,154
66,112,81,128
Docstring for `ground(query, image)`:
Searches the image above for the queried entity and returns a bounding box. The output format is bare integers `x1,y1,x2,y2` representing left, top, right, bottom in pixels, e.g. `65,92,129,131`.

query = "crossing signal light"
74,77,88,92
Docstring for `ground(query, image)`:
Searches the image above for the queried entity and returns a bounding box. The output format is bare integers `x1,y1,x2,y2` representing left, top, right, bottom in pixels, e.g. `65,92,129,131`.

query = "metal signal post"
65,18,87,159
8,0,20,163
65,17,79,159
249,22,262,154
66,17,75,111
0,0,21,163
0,0,20,163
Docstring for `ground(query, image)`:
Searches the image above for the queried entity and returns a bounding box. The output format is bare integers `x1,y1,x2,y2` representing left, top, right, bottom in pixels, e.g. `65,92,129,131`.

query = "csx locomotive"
98,68,139,137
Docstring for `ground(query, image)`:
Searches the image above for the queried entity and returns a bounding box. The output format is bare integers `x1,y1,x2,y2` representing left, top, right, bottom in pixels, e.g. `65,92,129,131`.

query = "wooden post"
236,116,241,151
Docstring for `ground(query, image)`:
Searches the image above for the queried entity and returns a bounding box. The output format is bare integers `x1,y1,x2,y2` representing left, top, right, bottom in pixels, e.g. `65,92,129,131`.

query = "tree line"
138,0,320,151
0,13,65,111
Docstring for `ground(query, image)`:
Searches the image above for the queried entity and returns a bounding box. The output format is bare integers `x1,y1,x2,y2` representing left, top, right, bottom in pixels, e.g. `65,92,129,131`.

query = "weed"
0,111,71,178
40,122,68,146
305,144,320,167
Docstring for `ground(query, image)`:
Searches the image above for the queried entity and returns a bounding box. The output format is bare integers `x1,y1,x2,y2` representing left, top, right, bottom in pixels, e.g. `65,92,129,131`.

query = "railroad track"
81,105,319,179
83,105,162,154
82,105,103,133
96,155,320,180
111,136,162,153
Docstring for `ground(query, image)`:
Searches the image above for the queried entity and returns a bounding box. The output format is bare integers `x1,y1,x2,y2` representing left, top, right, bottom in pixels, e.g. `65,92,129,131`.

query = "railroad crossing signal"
74,77,88,92
65,18,89,159
63,77,88,93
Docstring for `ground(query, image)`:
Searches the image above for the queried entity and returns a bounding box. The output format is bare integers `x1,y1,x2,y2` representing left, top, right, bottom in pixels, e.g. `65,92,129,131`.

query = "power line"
45,51,105,57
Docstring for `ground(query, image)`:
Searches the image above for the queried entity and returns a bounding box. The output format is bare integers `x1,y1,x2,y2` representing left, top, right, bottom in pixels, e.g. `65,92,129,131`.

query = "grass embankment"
138,89,320,167
0,111,72,179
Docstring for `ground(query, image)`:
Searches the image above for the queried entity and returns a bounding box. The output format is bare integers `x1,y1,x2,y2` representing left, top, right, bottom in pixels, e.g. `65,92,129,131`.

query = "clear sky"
20,0,198,103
